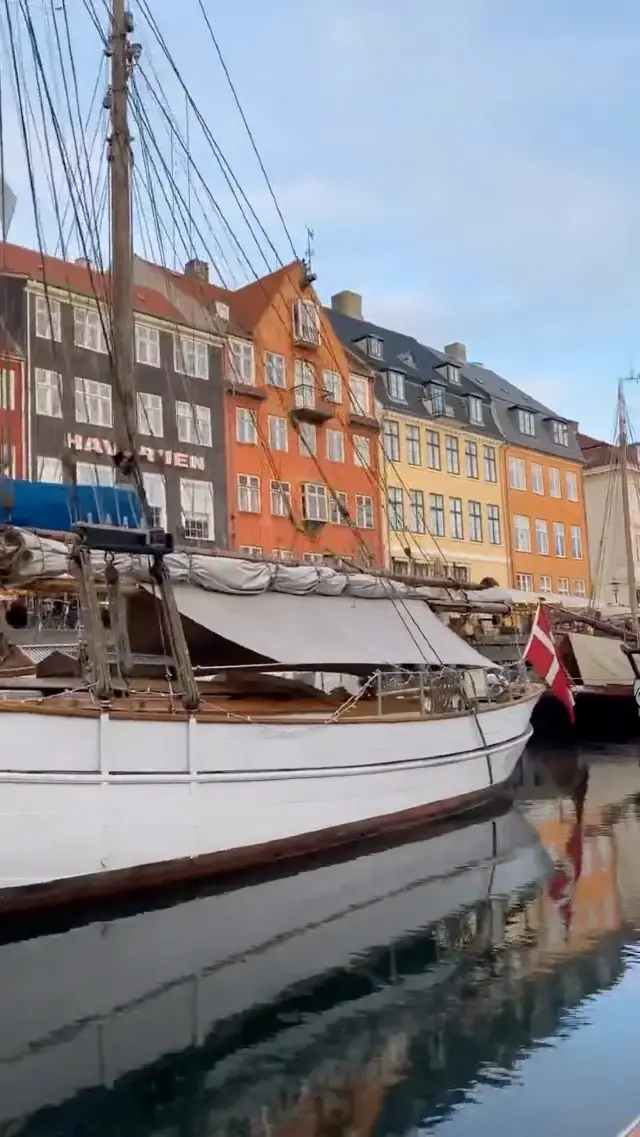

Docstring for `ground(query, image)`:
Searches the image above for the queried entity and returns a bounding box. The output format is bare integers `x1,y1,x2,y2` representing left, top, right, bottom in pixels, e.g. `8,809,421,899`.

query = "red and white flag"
523,604,575,722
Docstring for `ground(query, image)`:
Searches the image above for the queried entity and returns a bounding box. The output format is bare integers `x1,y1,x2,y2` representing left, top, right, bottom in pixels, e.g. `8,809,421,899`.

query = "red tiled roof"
161,259,304,334
577,430,638,469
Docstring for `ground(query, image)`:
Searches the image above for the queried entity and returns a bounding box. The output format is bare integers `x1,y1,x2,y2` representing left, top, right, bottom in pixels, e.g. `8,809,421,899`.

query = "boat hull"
0,694,538,910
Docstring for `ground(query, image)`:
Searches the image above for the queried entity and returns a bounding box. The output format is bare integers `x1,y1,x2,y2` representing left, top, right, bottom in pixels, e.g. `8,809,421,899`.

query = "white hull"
0,694,538,900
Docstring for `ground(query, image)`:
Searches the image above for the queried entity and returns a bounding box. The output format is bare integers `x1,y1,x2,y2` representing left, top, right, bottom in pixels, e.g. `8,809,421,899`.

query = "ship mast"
617,378,639,636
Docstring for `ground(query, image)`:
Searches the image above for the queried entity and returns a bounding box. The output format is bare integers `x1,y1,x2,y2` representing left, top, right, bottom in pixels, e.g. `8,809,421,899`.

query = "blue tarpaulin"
0,478,144,533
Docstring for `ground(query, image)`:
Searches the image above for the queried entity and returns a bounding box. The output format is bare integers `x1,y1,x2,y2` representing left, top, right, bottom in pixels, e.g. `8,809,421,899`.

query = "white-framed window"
74,305,107,353
75,462,115,487
468,500,482,542
518,408,536,436
428,431,441,470
382,420,400,462
574,579,586,597
322,369,342,403
487,504,501,544
553,521,566,557
349,373,371,417
405,424,421,466
356,494,374,529
429,383,446,416
409,489,426,534
228,338,254,385
75,377,113,427
35,294,61,341
516,573,534,592
270,479,291,517
353,435,371,467
237,473,260,513
265,351,286,388
450,497,464,539
465,440,478,478
37,455,63,483
439,362,460,385
445,435,459,475
35,368,62,418
272,547,294,561
326,429,345,462
531,463,544,495
299,421,317,456
303,551,325,565
514,514,531,552
552,420,569,446
430,494,445,537
540,575,552,593
0,367,14,410
571,525,583,558
366,336,383,359
508,456,526,490
387,486,404,531
180,478,215,539
484,444,497,482
293,298,320,346
175,333,209,380
142,471,167,529
468,395,483,424
302,482,328,522
294,359,316,408
549,467,561,497
329,490,349,525
558,577,569,595
239,545,262,557
535,518,549,555
137,391,163,438
135,322,161,367
267,414,288,452
566,471,579,501
176,401,212,446
385,370,406,401
236,406,257,445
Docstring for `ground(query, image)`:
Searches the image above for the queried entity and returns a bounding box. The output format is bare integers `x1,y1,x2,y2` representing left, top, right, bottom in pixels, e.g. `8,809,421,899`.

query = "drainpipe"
501,444,515,588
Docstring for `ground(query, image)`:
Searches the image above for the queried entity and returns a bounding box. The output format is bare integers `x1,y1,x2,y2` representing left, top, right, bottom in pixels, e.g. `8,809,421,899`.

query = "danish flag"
523,604,575,722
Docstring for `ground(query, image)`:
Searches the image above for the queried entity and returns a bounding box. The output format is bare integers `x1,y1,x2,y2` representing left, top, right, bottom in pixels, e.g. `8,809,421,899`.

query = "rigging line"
0,24,5,243
54,58,106,256
195,0,298,262
79,0,106,43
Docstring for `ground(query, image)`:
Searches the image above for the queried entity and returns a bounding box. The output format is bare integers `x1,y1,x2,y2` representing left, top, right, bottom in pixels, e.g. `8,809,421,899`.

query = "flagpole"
618,379,639,636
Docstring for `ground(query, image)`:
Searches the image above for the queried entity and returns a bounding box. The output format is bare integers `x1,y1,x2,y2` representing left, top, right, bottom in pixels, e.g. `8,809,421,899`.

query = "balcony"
224,378,267,401
289,384,335,424
347,409,380,431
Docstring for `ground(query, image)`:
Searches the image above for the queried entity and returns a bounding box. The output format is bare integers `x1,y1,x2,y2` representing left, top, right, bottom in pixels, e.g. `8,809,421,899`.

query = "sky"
2,0,640,438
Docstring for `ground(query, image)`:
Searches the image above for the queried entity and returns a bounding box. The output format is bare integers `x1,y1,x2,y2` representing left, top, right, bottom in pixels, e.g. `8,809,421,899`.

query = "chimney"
184,258,209,284
445,341,467,363
331,290,363,319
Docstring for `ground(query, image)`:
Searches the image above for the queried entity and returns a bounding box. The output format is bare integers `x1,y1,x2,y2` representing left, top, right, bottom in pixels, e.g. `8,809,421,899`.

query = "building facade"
578,432,640,607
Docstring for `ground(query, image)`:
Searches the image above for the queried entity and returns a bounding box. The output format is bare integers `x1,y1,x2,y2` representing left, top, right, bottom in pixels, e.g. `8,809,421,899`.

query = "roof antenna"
302,226,316,287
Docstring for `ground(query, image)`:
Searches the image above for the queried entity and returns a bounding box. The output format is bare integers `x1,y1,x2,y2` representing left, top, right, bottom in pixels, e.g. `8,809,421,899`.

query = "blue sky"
3,0,640,437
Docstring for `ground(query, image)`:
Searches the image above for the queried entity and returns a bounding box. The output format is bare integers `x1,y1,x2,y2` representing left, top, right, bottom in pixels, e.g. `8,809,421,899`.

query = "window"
450,497,464,539
382,420,400,462
303,552,325,565
322,370,342,403
37,456,62,483
326,429,345,462
484,445,497,483
514,515,531,552
516,573,534,592
176,333,209,380
465,440,478,478
468,501,482,542
268,415,288,452
239,546,262,557
356,494,374,529
270,480,291,517
540,575,552,594
552,420,569,446
387,486,404,531
536,519,549,555
408,489,426,533
293,298,319,346
176,401,212,446
265,352,286,388
487,504,501,545
227,338,253,385
75,377,112,427
272,548,294,562
135,323,160,367
429,384,446,416
353,435,371,467
0,367,13,410
430,494,445,537
574,579,586,597
329,491,349,525
566,471,579,501
553,521,566,557
558,577,569,595
237,473,260,513
74,306,107,353
349,374,371,417
427,430,441,470
531,463,544,495
445,435,459,475
298,421,317,456
405,424,421,466
142,471,166,529
508,456,526,490
137,391,163,438
518,408,536,436
75,462,115,487
549,467,561,497
294,360,316,408
236,406,257,445
571,525,583,558
386,370,406,401
365,336,383,359
181,478,214,539
35,368,62,417
302,482,329,522
468,395,483,425
35,294,61,341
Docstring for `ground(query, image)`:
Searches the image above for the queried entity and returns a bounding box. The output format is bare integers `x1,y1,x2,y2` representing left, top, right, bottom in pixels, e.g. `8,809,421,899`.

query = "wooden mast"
617,379,639,635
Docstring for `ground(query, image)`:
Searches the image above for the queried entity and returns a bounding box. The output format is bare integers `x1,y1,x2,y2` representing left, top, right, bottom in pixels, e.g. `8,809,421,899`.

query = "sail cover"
170,586,493,668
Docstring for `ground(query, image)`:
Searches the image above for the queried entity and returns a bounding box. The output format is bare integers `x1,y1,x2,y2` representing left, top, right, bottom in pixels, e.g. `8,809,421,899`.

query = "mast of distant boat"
617,378,639,636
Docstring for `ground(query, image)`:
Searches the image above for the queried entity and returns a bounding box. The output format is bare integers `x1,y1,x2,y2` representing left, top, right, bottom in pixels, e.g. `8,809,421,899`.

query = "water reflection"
3,746,640,1137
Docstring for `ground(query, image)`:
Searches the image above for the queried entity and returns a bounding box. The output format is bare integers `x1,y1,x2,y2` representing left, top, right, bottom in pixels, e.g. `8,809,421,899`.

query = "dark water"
3,745,640,1137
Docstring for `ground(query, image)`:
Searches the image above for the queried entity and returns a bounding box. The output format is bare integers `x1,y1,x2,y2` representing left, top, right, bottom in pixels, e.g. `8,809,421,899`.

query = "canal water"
2,744,640,1137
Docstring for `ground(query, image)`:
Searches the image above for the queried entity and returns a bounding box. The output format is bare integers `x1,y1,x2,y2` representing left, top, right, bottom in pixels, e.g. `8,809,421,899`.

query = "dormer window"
293,299,320,346
518,408,536,437
385,370,406,402
468,394,483,425
552,420,569,446
437,362,461,385
367,336,383,359
428,383,446,416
